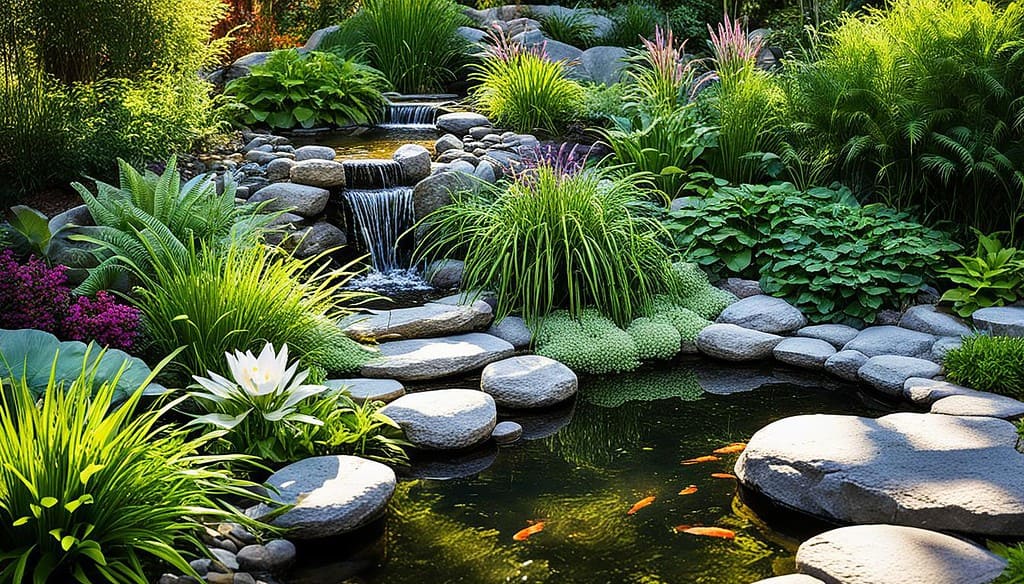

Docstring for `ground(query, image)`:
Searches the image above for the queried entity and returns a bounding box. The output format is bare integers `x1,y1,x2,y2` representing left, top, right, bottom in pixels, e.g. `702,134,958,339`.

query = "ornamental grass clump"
943,335,1024,398
417,164,675,326
0,352,259,584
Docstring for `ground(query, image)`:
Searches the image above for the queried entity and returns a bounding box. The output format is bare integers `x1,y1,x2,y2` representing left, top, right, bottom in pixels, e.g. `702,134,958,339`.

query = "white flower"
226,343,297,397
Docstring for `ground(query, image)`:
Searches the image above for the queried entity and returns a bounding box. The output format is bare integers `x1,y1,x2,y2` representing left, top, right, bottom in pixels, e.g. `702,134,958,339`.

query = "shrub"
944,335,1024,397
605,2,664,47
581,82,629,123
940,231,1024,317
539,7,598,48
782,0,1024,234
0,352,258,584
223,49,387,129
535,309,641,374
667,183,959,324
417,164,675,326
323,0,469,93
470,32,585,135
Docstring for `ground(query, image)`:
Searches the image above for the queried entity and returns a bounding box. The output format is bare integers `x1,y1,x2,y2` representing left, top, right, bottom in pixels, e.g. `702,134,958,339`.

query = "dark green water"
291,362,888,584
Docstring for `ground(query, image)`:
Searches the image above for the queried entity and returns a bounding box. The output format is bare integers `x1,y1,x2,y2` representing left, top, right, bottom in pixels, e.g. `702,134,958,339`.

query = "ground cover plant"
944,335,1024,398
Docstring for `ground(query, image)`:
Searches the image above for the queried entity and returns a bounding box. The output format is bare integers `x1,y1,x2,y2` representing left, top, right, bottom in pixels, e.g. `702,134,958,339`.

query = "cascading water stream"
342,159,404,190
344,187,415,274
380,103,440,129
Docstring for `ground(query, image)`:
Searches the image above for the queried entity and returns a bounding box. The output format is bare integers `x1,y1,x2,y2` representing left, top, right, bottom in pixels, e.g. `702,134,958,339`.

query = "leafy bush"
668,183,959,324
0,352,257,584
782,0,1024,234
940,231,1024,317
470,32,585,134
604,1,663,47
418,164,675,326
535,309,641,374
667,0,719,42
539,7,598,48
581,82,629,123
944,335,1024,397
223,49,387,129
324,0,469,93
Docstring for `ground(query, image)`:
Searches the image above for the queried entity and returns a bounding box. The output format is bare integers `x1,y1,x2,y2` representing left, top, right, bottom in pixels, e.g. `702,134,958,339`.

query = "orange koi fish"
713,443,747,455
710,473,737,480
512,521,546,541
677,526,736,539
678,485,699,496
627,496,656,515
682,455,720,465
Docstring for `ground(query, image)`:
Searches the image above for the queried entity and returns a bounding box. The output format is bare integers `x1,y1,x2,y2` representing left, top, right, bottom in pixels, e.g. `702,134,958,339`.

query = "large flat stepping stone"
325,378,405,403
773,337,836,370
480,355,577,408
696,323,783,361
360,333,514,381
381,389,496,450
342,300,493,342
932,393,1024,420
796,524,1006,584
973,306,1024,337
716,295,807,334
900,304,972,337
796,324,859,349
858,355,941,395
249,455,395,539
842,326,936,358
736,412,1024,536
903,377,983,405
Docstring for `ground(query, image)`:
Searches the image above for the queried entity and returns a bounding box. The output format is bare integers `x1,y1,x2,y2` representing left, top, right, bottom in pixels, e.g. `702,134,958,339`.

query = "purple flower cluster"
0,250,140,351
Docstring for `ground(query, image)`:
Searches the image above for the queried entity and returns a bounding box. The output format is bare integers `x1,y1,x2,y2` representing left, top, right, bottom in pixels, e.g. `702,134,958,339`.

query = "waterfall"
380,103,439,129
343,159,404,190
344,187,414,273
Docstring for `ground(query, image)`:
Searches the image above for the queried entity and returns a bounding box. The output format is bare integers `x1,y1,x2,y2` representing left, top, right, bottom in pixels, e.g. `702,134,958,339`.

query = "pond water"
289,361,892,584
290,127,437,159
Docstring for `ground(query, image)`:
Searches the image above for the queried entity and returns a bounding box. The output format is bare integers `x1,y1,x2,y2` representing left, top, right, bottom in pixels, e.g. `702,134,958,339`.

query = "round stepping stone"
823,350,868,382
480,355,577,408
249,455,395,539
903,377,982,405
899,304,972,337
796,324,859,349
325,378,405,403
492,421,523,444
381,389,496,450
773,337,836,370
360,333,514,381
972,306,1024,337
716,295,807,334
842,326,936,358
696,323,784,361
342,300,493,342
796,524,1006,584
858,355,941,395
931,393,1024,419
736,412,1024,536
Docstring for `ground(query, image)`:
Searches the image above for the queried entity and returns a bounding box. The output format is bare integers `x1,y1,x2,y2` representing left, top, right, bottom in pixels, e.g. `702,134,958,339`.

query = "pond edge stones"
249,455,395,539
716,294,807,334
360,332,515,381
381,388,497,450
696,323,784,361
480,355,578,408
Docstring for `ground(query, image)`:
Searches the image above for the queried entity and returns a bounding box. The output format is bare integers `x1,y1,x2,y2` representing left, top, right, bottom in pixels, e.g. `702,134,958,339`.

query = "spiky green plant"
944,335,1024,397
417,165,674,326
624,25,694,116
539,7,598,48
0,351,260,584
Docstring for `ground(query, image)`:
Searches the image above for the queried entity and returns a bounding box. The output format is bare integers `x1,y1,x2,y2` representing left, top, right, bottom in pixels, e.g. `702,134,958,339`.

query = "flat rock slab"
773,337,836,370
360,333,514,381
736,412,1024,536
381,389,496,450
903,377,983,405
843,326,936,358
900,304,972,337
325,378,405,403
250,455,395,539
342,301,493,342
697,323,784,361
858,355,941,395
796,524,1006,584
716,295,807,334
931,393,1024,419
796,324,860,349
480,355,578,408
973,306,1024,337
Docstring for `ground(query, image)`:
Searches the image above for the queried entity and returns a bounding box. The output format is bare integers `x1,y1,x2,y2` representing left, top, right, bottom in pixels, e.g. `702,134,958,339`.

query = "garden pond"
287,361,896,584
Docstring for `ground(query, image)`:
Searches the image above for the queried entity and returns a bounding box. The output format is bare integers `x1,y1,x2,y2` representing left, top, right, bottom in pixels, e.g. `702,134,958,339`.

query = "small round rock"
492,421,523,445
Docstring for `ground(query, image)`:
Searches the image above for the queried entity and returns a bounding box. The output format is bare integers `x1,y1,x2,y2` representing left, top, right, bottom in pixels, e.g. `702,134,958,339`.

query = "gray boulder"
456,26,488,44
932,336,964,362
435,133,464,155
796,524,1006,584
248,183,330,217
540,39,584,66
381,389,497,449
736,412,1024,536
796,324,860,349
823,350,868,382
293,145,337,162
394,144,432,184
265,157,296,182
972,306,1024,337
437,113,491,136
342,300,493,342
903,377,982,405
325,378,405,404
249,455,395,539
899,304,972,337
292,221,346,259
716,295,807,334
696,323,784,361
413,172,476,223
931,393,1024,420
360,333,514,381
304,25,340,51
492,421,523,444
236,540,296,573
487,316,532,349
580,46,628,85
718,277,763,299
842,325,936,358
858,355,941,395
289,159,346,189
480,355,578,408
773,337,837,370
425,259,465,289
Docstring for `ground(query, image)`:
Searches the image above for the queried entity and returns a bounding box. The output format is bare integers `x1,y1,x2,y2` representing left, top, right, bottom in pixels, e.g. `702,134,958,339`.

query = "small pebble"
492,421,523,445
